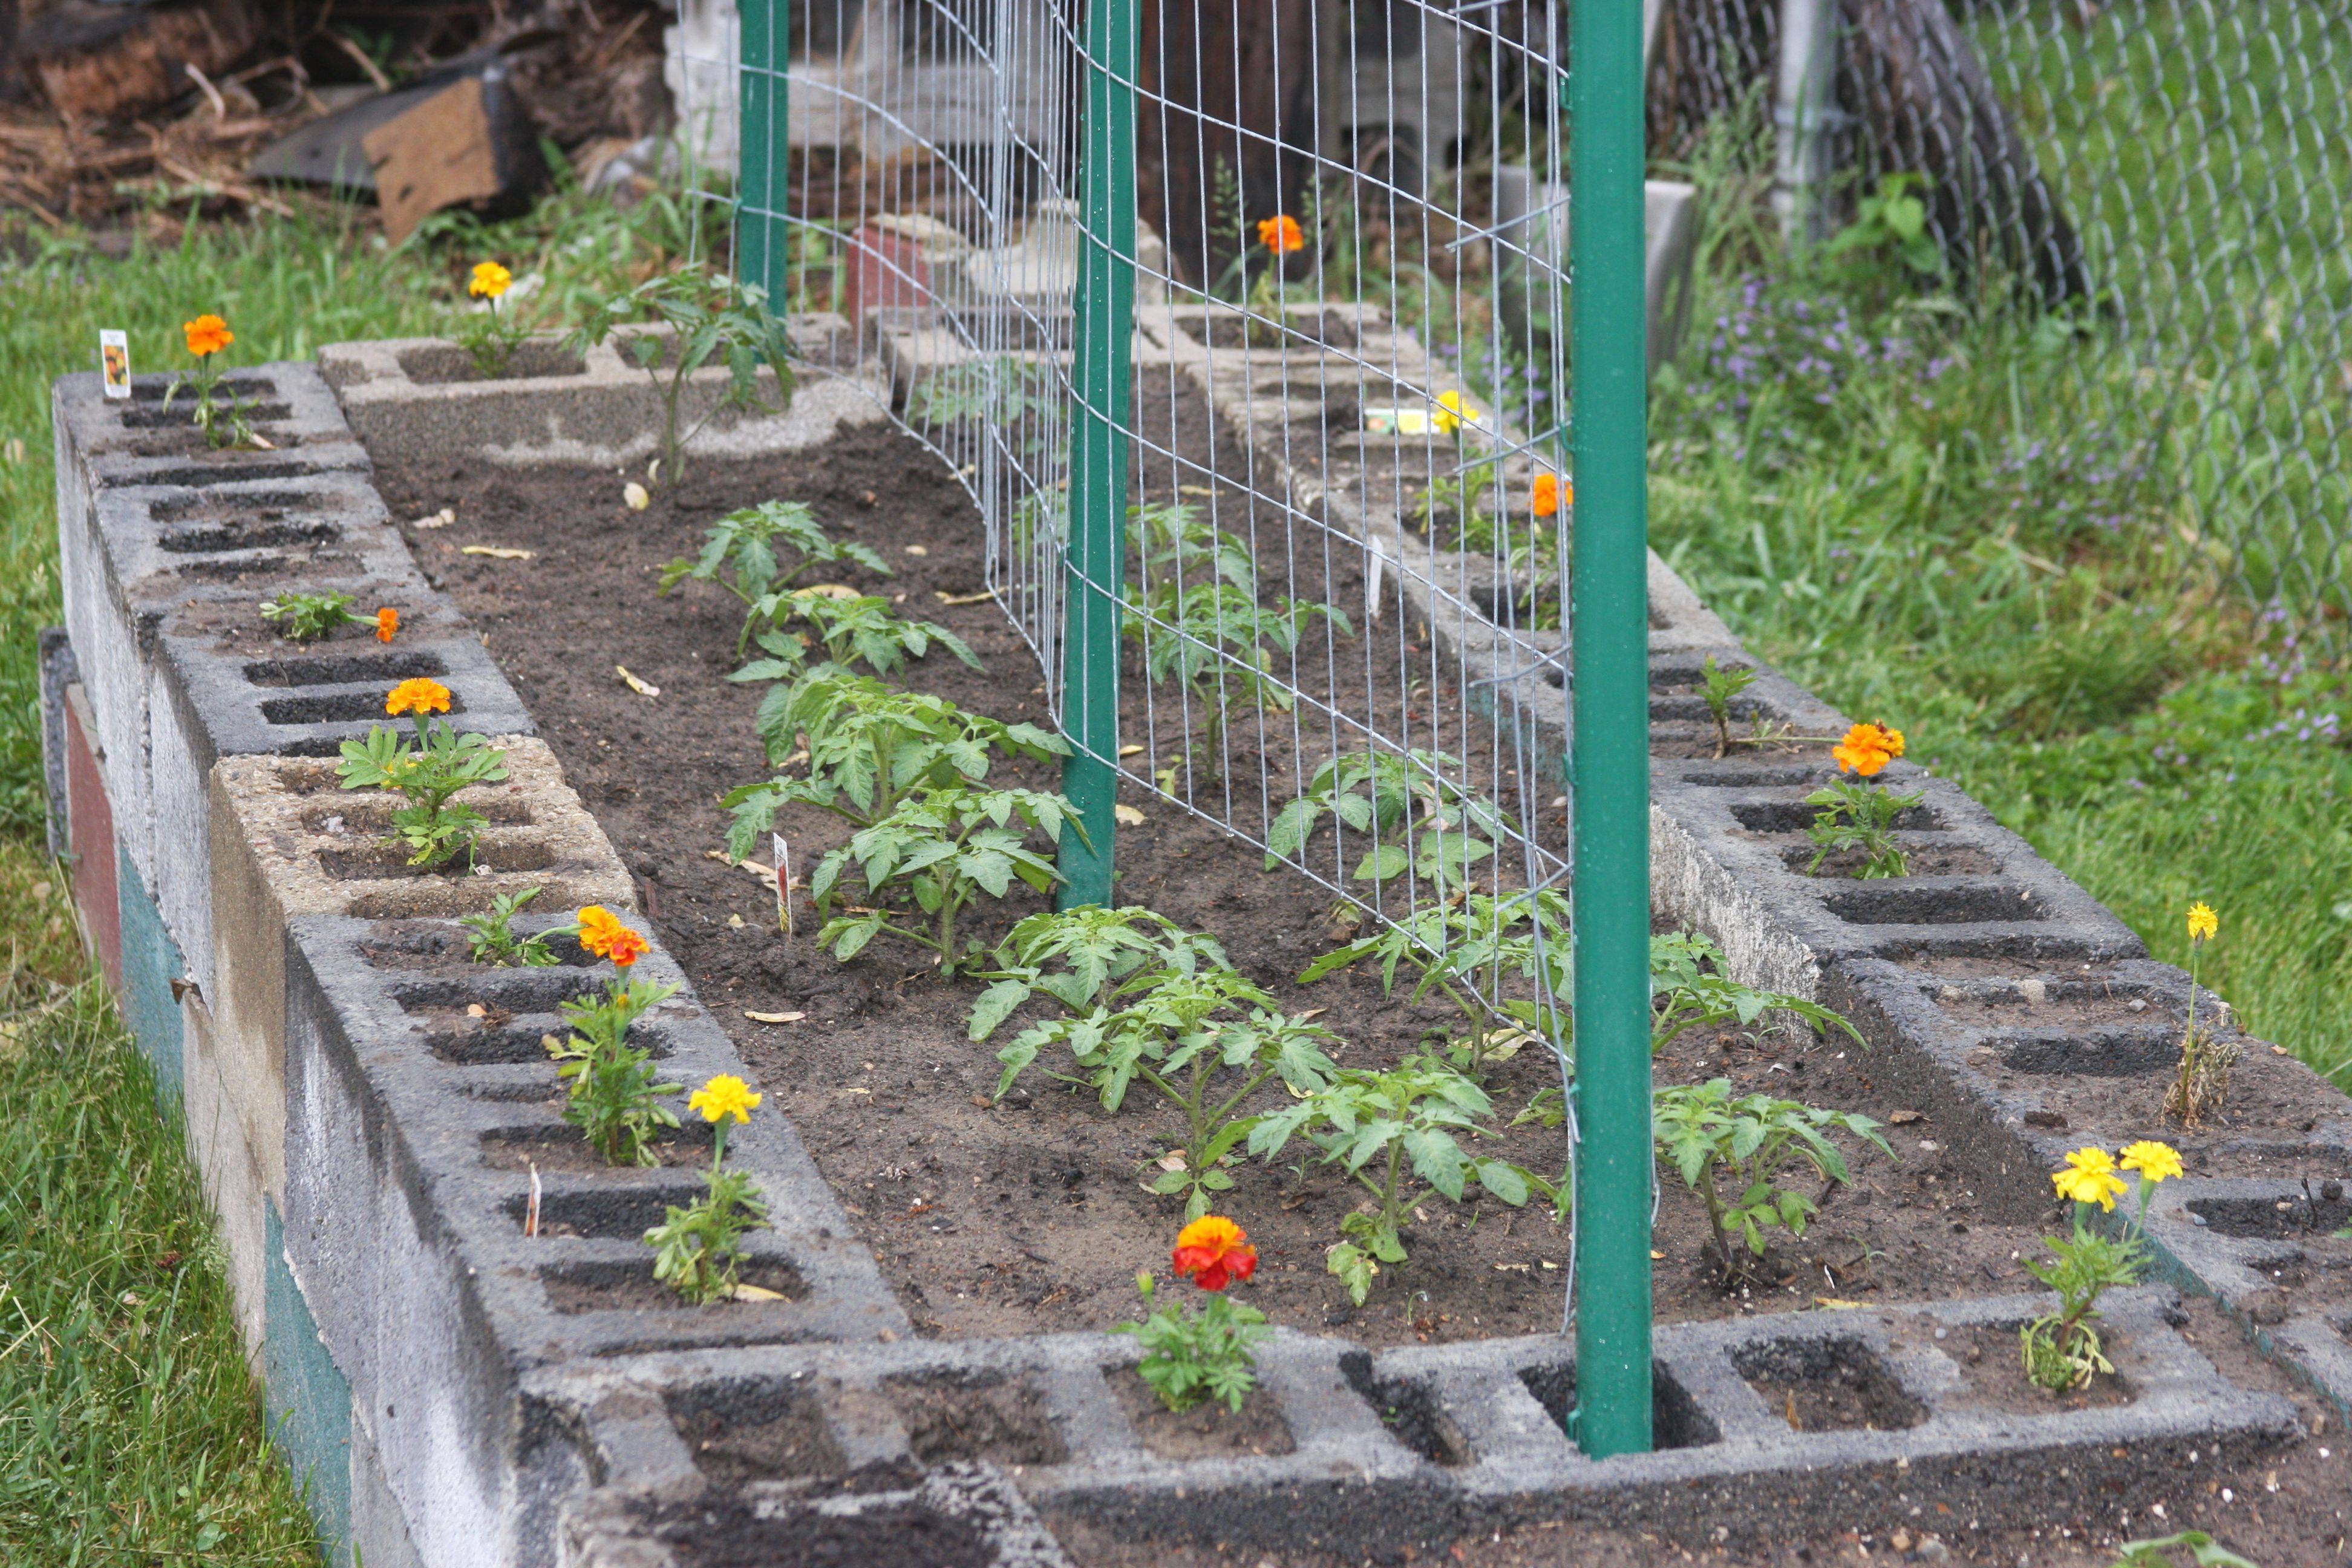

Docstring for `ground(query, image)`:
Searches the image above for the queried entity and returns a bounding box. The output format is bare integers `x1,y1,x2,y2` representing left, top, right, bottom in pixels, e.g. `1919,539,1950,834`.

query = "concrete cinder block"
116,841,185,1099
151,587,529,1001
53,365,370,506
209,737,631,1204
38,627,75,861
265,1196,356,1557
181,994,271,1365
281,913,904,1568
64,465,416,889
318,321,886,472
62,683,123,990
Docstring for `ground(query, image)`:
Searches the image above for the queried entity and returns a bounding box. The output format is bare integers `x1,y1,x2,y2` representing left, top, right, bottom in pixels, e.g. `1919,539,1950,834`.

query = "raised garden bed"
368,423,2146,1352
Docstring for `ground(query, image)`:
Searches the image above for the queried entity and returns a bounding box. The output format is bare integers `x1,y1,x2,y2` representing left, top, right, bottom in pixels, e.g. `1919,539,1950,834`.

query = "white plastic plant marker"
772,833,793,936
99,330,130,399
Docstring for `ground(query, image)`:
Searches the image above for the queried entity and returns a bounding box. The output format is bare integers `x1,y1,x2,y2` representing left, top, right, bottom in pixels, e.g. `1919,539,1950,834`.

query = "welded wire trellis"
672,0,1586,1002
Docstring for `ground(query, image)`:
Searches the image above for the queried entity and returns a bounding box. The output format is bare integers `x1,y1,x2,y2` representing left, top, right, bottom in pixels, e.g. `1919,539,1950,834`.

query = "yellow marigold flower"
690,1074,762,1125
1431,389,1481,435
1256,214,1305,255
2186,901,2218,944
2051,1146,2129,1212
2118,1140,2183,1184
385,677,451,716
469,261,514,300
184,314,233,358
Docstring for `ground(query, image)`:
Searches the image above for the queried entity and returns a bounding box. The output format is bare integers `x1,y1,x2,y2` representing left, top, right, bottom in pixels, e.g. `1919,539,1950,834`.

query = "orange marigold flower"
1171,1214,1258,1292
577,905,648,967
1832,721,1902,778
184,314,233,358
1531,473,1570,518
376,607,399,644
1256,214,1305,255
385,677,451,717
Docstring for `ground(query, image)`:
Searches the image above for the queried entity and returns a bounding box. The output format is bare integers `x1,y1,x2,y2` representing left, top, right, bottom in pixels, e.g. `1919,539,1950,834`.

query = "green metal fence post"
1054,0,1139,909
735,0,788,305
1568,0,1656,1458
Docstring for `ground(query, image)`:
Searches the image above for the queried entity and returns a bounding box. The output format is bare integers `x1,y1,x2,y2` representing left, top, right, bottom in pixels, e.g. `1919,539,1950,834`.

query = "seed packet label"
99,330,131,398
772,834,793,936
1363,405,1432,436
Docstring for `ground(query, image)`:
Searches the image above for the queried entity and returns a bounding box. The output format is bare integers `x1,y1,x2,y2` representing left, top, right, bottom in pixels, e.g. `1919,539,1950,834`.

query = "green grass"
1648,109,2352,1086
0,177,707,1564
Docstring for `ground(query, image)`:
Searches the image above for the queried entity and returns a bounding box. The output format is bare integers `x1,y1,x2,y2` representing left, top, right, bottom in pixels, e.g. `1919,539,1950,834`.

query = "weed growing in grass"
335,678,509,867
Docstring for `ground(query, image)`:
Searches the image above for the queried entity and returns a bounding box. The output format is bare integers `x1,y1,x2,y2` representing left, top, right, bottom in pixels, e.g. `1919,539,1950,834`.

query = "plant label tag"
1362,405,1431,436
771,833,793,937
99,330,131,399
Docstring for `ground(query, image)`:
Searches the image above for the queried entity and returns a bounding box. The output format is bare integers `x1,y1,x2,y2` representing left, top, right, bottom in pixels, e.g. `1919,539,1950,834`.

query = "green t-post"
1054,0,1138,910
735,0,788,305
1567,0,1656,1456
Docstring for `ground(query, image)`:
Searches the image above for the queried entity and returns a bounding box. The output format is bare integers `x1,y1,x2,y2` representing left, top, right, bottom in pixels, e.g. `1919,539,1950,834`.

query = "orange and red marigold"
578,904,648,968
1256,214,1305,255
1172,1215,1257,1292
1832,720,1905,778
184,314,233,358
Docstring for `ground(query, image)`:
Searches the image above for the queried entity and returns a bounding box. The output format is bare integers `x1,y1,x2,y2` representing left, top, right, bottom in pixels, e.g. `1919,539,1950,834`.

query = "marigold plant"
459,887,563,967
1117,1216,1272,1414
166,312,255,448
260,590,372,642
548,918,682,1166
2166,901,2237,1126
1807,720,1920,878
1530,472,1567,518
376,606,400,643
647,1073,770,1303
457,260,528,378
336,679,506,867
2023,1140,2178,1391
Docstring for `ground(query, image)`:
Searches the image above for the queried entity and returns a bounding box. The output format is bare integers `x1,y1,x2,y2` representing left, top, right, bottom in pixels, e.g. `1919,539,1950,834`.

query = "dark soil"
889,1371,1070,1468
368,425,2322,1350
1733,1337,1926,1432
671,1390,848,1483
1111,1376,1296,1459
645,1494,994,1568
540,1256,806,1313
1914,1319,2139,1417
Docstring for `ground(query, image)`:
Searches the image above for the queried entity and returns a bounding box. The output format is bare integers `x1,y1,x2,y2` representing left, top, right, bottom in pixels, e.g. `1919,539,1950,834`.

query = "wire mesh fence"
673,0,1588,1004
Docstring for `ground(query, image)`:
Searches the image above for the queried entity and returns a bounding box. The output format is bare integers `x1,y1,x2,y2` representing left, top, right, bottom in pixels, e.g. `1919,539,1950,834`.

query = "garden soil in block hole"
376,426,2086,1347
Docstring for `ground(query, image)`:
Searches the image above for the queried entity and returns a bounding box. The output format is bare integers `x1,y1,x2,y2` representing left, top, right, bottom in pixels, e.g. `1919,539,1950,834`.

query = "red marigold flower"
1256,214,1305,255
606,926,649,968
376,607,400,644
1172,1214,1257,1292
